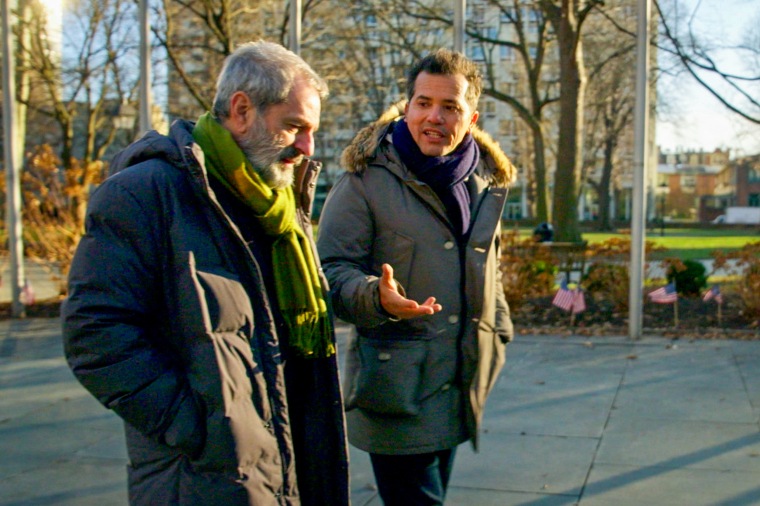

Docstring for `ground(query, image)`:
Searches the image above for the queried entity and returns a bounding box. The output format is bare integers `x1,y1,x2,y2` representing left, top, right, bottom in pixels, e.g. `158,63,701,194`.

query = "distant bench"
507,241,589,284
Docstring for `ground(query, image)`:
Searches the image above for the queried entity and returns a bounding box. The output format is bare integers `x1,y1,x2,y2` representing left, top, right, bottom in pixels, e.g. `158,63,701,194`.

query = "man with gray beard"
62,41,349,506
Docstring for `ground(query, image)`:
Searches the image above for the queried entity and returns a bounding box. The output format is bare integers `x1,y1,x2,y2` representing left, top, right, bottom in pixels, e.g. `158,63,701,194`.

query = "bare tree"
582,6,637,231
655,0,760,125
153,0,331,119
16,0,140,168
538,0,604,242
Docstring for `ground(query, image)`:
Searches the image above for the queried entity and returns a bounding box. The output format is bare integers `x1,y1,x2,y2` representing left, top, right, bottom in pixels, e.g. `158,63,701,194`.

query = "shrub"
1,145,106,296
665,259,707,296
582,263,630,311
582,237,664,311
500,230,557,308
712,241,760,318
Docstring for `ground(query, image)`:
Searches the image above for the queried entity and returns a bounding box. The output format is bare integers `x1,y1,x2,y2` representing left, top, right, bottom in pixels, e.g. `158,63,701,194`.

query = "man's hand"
379,263,442,319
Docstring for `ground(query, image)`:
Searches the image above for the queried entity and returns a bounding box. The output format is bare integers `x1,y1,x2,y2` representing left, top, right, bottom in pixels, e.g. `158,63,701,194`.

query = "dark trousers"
369,448,457,506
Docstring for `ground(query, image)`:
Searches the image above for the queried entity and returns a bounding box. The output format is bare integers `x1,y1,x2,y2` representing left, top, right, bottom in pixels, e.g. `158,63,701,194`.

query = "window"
470,45,485,61
749,194,760,207
500,7,516,22
499,119,516,136
500,45,514,61
505,202,522,220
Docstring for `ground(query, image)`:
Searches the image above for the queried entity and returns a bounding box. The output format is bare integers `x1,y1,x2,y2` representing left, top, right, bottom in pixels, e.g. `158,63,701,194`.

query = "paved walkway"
1,318,759,505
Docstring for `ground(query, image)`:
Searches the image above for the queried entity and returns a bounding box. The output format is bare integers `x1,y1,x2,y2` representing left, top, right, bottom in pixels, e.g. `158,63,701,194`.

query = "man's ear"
469,110,479,129
225,91,255,137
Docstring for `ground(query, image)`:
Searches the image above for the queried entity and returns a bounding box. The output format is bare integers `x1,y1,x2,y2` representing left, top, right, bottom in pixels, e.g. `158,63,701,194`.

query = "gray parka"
62,120,349,505
317,104,516,454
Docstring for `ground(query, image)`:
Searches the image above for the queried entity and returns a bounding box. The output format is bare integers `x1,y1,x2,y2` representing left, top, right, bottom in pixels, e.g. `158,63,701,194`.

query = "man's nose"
294,131,315,157
427,106,445,124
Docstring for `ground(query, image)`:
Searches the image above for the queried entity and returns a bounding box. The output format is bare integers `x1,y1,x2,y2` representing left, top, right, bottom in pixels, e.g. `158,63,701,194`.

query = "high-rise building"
163,0,650,222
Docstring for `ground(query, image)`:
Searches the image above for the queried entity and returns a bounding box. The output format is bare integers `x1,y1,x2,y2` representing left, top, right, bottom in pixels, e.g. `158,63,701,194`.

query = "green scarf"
192,112,334,358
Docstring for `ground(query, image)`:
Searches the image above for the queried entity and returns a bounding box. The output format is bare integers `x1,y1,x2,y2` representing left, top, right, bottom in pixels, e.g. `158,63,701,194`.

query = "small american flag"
648,283,677,304
552,280,586,314
20,278,36,306
552,279,574,311
572,289,586,314
703,285,723,304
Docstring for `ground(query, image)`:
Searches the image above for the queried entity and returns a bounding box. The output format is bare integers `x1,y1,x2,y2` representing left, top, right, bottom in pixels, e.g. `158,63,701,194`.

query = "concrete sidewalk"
1,318,759,505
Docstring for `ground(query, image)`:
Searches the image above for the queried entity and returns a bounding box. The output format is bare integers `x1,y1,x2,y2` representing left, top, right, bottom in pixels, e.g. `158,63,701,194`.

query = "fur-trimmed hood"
340,101,517,188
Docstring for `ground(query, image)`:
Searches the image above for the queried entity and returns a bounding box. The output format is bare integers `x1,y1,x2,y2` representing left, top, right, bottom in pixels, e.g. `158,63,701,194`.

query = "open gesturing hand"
378,263,442,320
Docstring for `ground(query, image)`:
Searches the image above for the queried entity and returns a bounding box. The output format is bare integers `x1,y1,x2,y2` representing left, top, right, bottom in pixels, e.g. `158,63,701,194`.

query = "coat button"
448,315,459,324
378,352,392,361
441,383,451,391
444,241,455,250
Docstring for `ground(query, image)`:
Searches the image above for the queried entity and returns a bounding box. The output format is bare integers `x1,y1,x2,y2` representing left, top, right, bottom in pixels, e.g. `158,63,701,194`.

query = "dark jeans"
369,448,457,506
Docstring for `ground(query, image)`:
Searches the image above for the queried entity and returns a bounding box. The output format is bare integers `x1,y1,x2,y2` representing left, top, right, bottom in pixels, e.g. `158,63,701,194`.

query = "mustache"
278,145,302,163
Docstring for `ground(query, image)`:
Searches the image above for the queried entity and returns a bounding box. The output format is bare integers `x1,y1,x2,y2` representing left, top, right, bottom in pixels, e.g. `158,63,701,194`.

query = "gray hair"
212,40,328,119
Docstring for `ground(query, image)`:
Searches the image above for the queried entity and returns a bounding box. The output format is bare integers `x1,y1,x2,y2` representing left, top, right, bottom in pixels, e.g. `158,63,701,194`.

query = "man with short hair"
318,48,516,505
62,41,349,506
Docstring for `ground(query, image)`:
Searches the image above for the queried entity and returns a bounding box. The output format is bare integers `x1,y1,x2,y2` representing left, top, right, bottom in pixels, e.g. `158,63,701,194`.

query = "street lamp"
657,182,669,236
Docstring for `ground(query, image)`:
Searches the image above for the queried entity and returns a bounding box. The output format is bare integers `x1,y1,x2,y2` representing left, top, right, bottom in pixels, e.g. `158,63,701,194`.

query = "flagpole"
628,0,651,340
2,0,26,318
454,0,465,53
139,0,152,134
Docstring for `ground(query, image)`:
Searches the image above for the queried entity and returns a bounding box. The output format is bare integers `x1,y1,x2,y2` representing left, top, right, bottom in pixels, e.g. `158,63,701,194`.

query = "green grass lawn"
509,227,760,261
584,228,759,260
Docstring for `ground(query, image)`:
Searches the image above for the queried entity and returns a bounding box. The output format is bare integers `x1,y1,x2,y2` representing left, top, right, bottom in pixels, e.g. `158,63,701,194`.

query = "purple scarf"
392,119,479,236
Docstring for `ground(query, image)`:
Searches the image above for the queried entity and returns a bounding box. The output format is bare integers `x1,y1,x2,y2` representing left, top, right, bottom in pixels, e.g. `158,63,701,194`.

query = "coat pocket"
347,337,428,417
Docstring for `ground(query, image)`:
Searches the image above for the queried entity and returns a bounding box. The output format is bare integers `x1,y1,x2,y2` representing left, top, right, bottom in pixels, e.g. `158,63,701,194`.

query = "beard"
238,118,302,190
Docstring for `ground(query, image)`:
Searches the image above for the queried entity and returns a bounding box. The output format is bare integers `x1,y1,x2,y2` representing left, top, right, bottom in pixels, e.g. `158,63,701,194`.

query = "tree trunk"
550,0,584,243
596,134,615,231
532,124,549,222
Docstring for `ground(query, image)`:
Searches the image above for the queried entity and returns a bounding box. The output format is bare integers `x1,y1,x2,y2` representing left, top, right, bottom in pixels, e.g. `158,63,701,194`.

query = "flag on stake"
572,289,586,315
648,283,677,304
552,279,575,312
703,284,723,325
703,285,723,304
552,279,586,317
20,278,36,306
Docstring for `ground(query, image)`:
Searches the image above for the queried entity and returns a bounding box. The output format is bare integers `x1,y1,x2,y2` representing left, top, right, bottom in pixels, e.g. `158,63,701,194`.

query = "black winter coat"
62,120,349,506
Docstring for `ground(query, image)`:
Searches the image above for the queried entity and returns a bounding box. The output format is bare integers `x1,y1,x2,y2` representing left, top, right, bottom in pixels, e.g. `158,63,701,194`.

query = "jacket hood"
109,120,200,176
341,101,517,188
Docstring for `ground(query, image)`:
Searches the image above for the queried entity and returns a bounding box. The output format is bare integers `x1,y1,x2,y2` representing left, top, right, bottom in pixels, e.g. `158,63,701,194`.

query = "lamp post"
657,182,669,236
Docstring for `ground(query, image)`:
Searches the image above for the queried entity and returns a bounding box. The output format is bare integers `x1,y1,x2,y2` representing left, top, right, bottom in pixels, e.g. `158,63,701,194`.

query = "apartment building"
163,0,647,222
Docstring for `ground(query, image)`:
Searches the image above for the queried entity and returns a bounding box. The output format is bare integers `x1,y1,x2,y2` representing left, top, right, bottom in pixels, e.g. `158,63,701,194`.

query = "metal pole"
454,0,465,53
139,0,151,134
289,0,301,55
628,0,651,340
2,0,25,317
